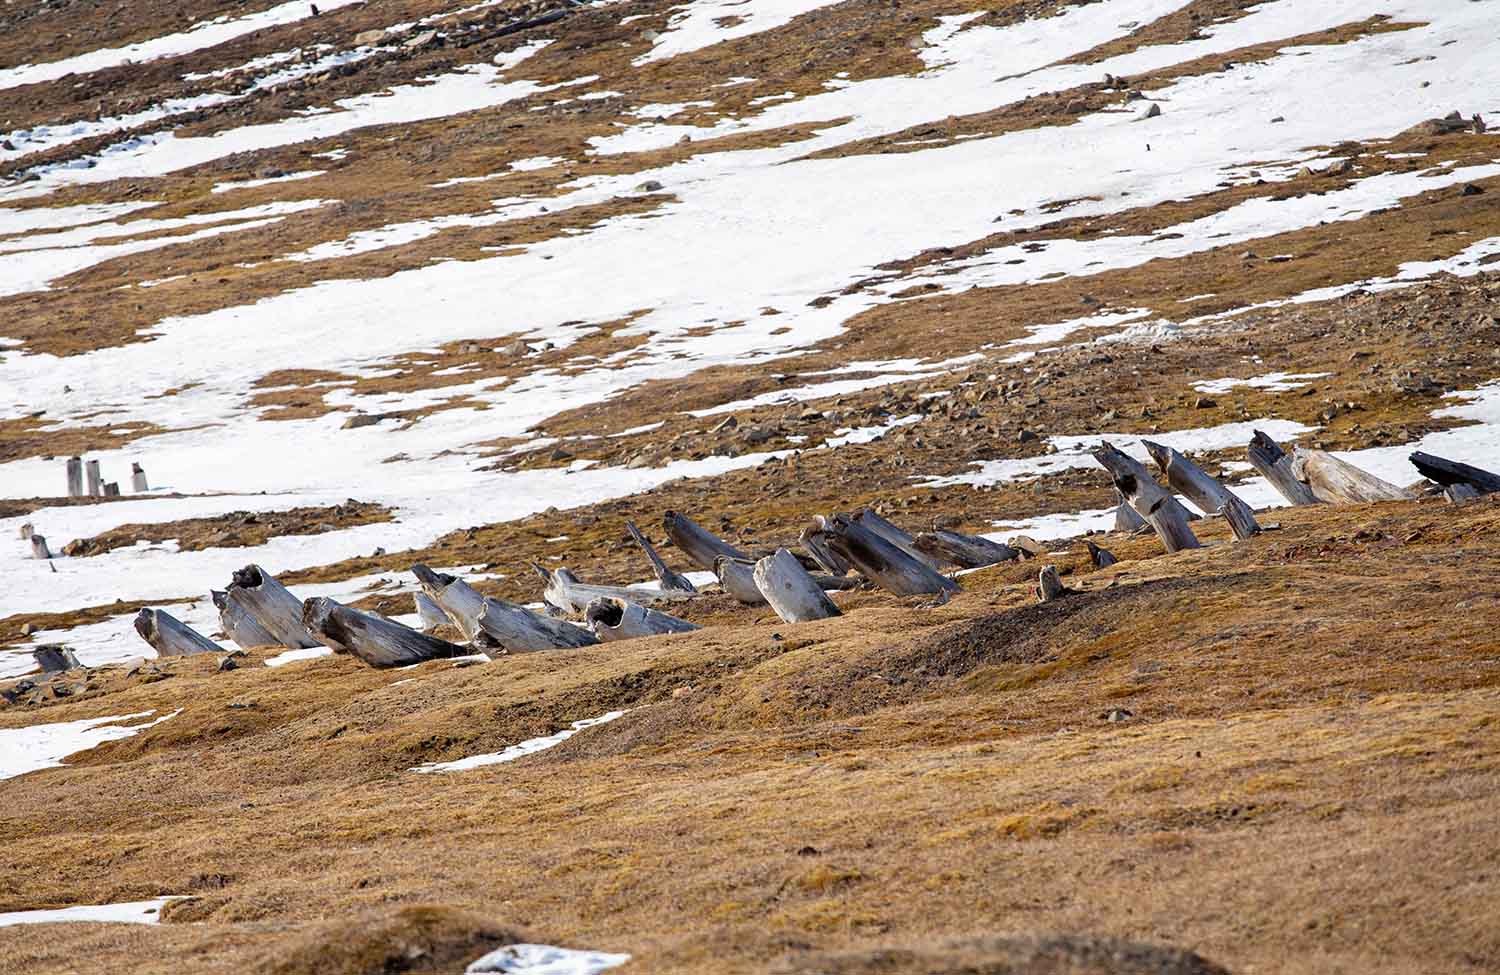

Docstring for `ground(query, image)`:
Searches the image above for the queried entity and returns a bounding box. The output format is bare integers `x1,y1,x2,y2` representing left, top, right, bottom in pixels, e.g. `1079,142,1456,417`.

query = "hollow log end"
231,564,266,590
1114,472,1138,496
210,590,227,610
411,563,456,589
133,609,155,641
584,597,625,628
301,597,337,633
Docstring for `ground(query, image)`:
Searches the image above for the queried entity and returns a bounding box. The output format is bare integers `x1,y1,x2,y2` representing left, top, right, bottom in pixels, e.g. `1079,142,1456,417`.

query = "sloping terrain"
1,0,1499,972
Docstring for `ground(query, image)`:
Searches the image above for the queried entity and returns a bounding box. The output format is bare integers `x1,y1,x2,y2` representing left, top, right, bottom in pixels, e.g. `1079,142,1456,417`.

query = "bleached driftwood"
412,564,596,653
1086,540,1118,568
912,529,1019,569
1114,489,1149,532
822,514,959,595
1144,440,1260,541
1290,448,1413,504
18,522,32,540
30,534,52,560
1409,451,1500,497
227,564,321,649
1037,565,1069,602
302,597,466,668
131,463,148,493
415,591,450,632
626,520,698,594
211,589,278,650
584,596,699,642
1247,430,1320,506
852,508,942,569
1444,483,1482,502
754,548,842,623
66,457,84,498
85,460,102,498
103,482,120,497
714,555,768,605
33,645,81,673
1092,443,1198,523
1094,445,1202,555
531,563,694,615
134,609,221,657
662,510,749,570
799,523,852,576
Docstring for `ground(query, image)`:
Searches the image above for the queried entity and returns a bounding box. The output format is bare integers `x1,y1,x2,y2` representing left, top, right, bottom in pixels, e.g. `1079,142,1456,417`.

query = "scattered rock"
353,28,385,45
218,656,239,672
341,413,384,430
1269,115,1285,123
1461,184,1485,197
501,339,531,357
1194,395,1216,409
403,29,438,49
636,179,664,192
1140,103,1161,120
1105,708,1134,722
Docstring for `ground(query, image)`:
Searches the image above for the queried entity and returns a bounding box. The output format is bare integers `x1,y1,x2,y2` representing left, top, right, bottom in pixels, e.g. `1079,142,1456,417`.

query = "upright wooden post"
103,482,120,497
66,457,84,497
85,460,102,497
30,535,52,560
131,464,149,493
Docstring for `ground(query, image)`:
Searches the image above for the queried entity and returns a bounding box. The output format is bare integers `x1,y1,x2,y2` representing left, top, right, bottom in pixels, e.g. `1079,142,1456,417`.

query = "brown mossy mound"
254,905,520,975
781,933,1231,975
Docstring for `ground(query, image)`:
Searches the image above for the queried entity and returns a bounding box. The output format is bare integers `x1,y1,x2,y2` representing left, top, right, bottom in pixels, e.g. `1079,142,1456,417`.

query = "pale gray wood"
1091,443,1199,522
85,460,102,497
1095,446,1201,553
103,482,120,497
66,457,84,498
1290,448,1413,504
799,523,852,576
584,596,699,642
626,520,698,594
531,562,694,615
30,534,52,560
852,508,943,570
754,548,842,623
1086,540,1117,568
1247,430,1320,506
415,591,450,632
714,555,768,605
211,588,278,650
662,510,749,570
1114,489,1149,532
413,564,596,653
822,514,960,595
19,522,33,539
32,645,81,673
1144,439,1260,540
227,564,321,649
1037,565,1068,602
302,597,467,668
1409,451,1500,496
134,608,221,657
1446,483,1482,503
913,529,1019,568
131,464,148,493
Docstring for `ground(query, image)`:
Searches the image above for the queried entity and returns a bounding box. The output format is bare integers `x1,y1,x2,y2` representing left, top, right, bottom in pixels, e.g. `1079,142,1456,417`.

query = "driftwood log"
1037,565,1070,603
822,514,959,595
1114,489,1149,531
625,521,698,594
1093,445,1201,553
799,523,852,576
531,563,695,616
18,521,32,539
415,591,450,633
584,597,699,642
302,597,467,668
1086,540,1118,568
1290,448,1413,504
662,510,749,571
1092,443,1199,522
1247,430,1320,506
85,460,102,498
852,508,943,569
33,645,81,673
131,463,148,493
1409,451,1500,497
413,564,595,653
714,555,768,605
912,529,1018,569
30,535,52,560
211,589,278,650
66,457,84,498
134,609,221,657
754,549,842,623
227,565,321,649
1144,440,1261,541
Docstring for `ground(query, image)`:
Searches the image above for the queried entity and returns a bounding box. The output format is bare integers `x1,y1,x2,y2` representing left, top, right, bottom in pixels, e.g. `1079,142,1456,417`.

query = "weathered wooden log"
1037,565,1069,602
1144,440,1260,540
662,510,748,571
103,481,120,497
1113,471,1201,553
1114,489,1149,531
211,589,278,650
1409,450,1500,496
714,555,768,605
912,529,1019,569
302,597,466,668
1086,540,1117,568
531,563,694,615
85,460,102,498
66,457,84,498
626,520,698,594
754,548,842,623
30,534,52,560
1092,443,1198,522
852,508,943,569
1445,483,1483,502
415,591,450,633
798,523,852,576
227,564,321,649
33,645,82,673
19,521,32,540
134,609,221,657
822,514,959,595
1247,430,1321,506
130,463,148,493
1290,448,1413,504
413,564,596,653
584,596,699,642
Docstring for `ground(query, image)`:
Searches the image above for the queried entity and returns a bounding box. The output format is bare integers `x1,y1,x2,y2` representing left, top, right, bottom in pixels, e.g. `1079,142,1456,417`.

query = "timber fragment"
662,510,748,571
714,555,768,605
1409,450,1500,497
912,529,1019,569
799,523,852,576
852,508,943,569
1144,440,1260,540
584,597,700,642
1037,565,1070,602
211,589,278,650
66,457,84,498
626,520,698,594
33,646,82,673
226,564,321,650
30,534,52,560
413,564,596,653
754,548,842,623
131,464,149,493
1290,448,1413,504
531,563,694,615
302,597,467,668
822,514,959,595
134,609,221,657
1247,430,1320,506
1086,540,1118,568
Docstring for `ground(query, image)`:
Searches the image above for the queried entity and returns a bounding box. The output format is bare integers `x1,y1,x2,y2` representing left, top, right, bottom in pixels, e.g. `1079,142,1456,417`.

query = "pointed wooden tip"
1141,439,1171,469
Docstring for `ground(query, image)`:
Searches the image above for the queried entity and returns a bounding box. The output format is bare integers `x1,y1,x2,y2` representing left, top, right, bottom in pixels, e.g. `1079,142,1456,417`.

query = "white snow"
1192,372,1329,395
411,710,627,773
211,170,326,193
635,0,848,64
466,944,631,975
0,897,184,928
0,709,180,781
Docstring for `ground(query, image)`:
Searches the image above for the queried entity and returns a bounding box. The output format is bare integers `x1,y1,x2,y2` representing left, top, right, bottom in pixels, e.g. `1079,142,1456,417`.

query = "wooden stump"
584,597,699,642
823,514,960,595
302,597,467,668
103,482,120,497
1143,440,1260,540
30,534,52,560
85,460,102,498
413,564,597,653
211,589,279,650
531,562,695,615
1092,445,1201,553
33,645,82,673
851,508,943,569
662,510,748,571
134,609,221,657
1247,430,1320,506
19,522,33,540
714,555,768,605
131,464,149,493
799,523,852,577
754,548,842,623
1086,540,1118,568
1290,448,1413,504
1092,443,1199,522
1036,565,1070,602
227,564,321,649
1409,450,1500,496
913,529,1019,569
626,520,698,594
66,457,84,498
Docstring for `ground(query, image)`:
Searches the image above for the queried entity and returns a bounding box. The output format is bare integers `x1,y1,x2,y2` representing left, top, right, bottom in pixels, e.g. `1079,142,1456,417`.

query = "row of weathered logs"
63,457,146,498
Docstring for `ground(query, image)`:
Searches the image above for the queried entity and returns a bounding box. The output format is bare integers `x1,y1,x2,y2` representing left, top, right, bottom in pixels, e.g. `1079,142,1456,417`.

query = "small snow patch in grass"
211,170,324,194
412,711,626,773
0,897,185,928
0,709,181,781
1192,372,1328,395
466,943,630,974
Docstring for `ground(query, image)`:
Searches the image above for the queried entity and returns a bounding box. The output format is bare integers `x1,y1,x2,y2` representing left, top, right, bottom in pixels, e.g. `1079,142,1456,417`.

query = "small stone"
501,340,531,357
743,426,776,445
342,414,382,429
21,623,36,635
1461,184,1485,197
1194,395,1217,409
353,28,385,45
1140,103,1161,119
403,29,437,49
1017,429,1039,443
549,447,574,462
1269,115,1285,123
710,415,739,434
218,656,238,672
636,179,664,192
1105,708,1133,722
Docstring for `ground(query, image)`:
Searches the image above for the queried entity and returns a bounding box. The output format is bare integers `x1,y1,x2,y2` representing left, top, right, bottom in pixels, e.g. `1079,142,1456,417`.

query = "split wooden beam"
226,564,322,650
302,597,467,668
134,609,221,657
821,514,959,595
1246,430,1320,506
1290,448,1413,504
584,597,699,642
754,549,841,623
1143,440,1260,541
